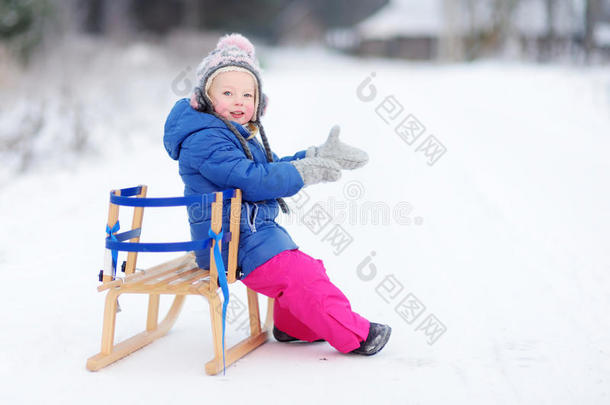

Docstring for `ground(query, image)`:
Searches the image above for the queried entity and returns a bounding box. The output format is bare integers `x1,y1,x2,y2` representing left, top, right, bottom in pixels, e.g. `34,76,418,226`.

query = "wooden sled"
86,186,274,375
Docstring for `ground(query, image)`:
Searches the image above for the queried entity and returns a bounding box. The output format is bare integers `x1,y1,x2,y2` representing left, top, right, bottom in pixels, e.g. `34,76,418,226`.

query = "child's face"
208,71,256,125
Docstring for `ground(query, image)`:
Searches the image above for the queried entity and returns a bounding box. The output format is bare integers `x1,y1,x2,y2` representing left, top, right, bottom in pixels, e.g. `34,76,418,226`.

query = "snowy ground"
1,37,610,404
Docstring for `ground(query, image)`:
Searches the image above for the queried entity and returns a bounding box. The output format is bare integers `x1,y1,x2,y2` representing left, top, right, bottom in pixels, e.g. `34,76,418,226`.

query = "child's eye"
223,91,232,96
244,93,253,98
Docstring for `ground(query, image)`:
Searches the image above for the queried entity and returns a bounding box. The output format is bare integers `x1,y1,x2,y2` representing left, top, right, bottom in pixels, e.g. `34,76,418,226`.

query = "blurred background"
3,0,609,63
0,0,609,183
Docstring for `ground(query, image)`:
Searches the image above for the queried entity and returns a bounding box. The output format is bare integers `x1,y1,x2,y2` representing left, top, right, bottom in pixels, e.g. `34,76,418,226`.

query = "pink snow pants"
241,249,370,353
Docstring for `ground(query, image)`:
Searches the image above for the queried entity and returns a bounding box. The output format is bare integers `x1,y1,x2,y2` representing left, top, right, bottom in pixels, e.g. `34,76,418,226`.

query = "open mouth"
230,111,244,119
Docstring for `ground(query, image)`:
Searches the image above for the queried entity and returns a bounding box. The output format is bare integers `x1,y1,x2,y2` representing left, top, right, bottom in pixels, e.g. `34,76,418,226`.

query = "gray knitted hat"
190,33,268,122
190,33,288,214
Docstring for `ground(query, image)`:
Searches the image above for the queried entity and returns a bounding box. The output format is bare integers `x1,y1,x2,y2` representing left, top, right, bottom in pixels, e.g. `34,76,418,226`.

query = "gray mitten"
290,157,342,186
306,125,369,170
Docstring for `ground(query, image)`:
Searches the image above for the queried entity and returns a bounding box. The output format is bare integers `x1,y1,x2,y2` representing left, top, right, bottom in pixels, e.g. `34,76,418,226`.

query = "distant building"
327,0,447,60
327,0,609,61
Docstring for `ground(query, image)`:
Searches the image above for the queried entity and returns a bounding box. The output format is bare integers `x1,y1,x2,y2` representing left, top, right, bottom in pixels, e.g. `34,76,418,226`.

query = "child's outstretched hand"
290,157,342,187
306,125,369,170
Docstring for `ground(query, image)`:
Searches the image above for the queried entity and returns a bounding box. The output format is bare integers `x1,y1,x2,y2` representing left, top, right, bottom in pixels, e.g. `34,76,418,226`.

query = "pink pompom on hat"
190,33,268,122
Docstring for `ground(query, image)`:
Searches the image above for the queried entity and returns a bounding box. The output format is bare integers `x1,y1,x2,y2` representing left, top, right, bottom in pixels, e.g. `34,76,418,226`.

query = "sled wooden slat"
87,187,272,375
167,270,210,289
124,185,147,276
227,192,241,284
142,267,198,286
97,254,196,292
205,329,269,375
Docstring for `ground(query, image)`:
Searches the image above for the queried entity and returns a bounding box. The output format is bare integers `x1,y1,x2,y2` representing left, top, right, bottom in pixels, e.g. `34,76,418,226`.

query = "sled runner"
86,185,273,375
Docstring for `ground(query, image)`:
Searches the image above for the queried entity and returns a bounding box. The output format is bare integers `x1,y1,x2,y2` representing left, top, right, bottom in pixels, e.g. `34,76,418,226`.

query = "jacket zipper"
245,202,259,233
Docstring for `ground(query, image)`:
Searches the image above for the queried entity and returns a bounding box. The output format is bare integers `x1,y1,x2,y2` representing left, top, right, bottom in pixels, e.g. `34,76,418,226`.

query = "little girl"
164,33,391,355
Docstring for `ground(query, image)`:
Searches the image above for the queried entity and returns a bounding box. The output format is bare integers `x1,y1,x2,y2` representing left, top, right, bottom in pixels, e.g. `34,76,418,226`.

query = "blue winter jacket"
163,99,306,278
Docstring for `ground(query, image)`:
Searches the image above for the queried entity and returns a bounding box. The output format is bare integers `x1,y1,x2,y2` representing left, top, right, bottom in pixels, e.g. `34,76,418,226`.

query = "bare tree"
440,0,465,61
182,0,201,29
584,0,598,62
543,0,557,59
104,1,133,38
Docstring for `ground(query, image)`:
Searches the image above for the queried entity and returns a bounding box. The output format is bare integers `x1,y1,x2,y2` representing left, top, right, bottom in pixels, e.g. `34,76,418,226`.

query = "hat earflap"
260,93,268,118
190,87,211,113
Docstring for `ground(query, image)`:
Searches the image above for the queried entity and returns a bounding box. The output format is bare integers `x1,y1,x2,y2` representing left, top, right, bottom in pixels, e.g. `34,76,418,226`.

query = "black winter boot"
273,326,324,343
350,322,391,355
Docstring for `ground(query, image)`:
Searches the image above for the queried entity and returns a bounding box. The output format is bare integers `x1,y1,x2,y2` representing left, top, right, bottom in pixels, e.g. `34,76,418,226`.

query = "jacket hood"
164,98,233,160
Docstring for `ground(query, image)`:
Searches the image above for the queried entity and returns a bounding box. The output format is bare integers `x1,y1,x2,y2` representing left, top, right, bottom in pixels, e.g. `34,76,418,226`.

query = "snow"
1,39,610,404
